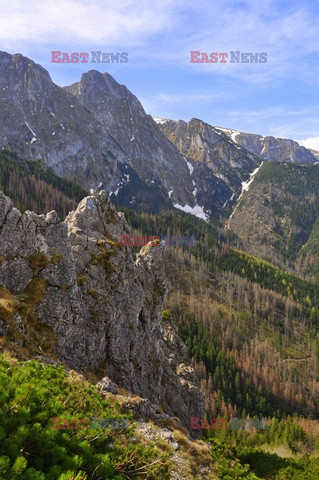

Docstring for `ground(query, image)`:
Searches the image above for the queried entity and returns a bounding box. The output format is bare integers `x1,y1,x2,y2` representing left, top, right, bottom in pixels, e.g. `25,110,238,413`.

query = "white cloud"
297,137,319,151
0,0,178,46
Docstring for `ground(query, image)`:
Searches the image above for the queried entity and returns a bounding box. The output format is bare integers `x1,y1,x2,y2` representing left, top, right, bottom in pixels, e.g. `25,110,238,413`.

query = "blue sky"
1,0,319,148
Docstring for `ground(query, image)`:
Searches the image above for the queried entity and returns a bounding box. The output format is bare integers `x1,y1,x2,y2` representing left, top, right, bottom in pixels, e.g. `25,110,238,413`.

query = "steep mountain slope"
64,71,196,209
309,148,319,160
297,205,319,280
216,127,318,164
227,162,319,268
157,118,262,216
0,51,126,189
0,51,201,217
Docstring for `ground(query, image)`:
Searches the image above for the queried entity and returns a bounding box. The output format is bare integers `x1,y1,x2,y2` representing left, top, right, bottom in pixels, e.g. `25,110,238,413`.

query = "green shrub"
0,353,170,480
161,310,171,322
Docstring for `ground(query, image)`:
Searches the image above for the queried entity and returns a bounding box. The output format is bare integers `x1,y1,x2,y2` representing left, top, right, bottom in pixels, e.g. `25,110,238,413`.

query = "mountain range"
1,50,318,225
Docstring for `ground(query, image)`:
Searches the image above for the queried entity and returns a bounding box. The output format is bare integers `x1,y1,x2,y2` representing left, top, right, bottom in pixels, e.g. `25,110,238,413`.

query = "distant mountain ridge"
215,126,319,164
155,118,318,166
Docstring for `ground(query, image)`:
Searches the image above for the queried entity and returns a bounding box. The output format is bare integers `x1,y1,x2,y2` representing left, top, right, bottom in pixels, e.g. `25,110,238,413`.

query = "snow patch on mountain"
222,192,235,208
228,162,263,224
185,157,194,176
25,121,36,137
241,162,263,195
173,202,209,222
153,117,169,125
216,127,240,144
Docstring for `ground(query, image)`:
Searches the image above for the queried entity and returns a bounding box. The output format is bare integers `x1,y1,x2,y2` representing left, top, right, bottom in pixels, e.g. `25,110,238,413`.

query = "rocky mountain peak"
81,69,128,99
0,51,127,188
65,68,196,208
158,116,262,217
0,51,51,88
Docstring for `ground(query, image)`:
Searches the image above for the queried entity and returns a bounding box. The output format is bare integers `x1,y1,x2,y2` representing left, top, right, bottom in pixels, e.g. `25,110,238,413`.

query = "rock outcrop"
0,190,204,431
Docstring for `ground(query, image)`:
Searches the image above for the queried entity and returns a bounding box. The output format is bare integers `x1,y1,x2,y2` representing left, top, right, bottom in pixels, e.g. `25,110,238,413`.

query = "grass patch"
77,275,87,286
17,278,47,318
90,308,100,323
105,208,117,224
28,252,50,272
88,289,99,301
50,253,65,264
91,243,116,274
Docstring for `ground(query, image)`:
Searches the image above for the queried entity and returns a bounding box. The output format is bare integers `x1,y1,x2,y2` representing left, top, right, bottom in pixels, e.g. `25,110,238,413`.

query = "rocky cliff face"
0,190,204,429
159,118,261,188
0,51,126,189
64,71,195,208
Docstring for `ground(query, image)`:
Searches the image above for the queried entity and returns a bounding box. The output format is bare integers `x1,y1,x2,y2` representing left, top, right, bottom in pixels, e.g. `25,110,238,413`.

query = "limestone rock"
97,376,119,395
0,259,33,293
0,190,204,432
